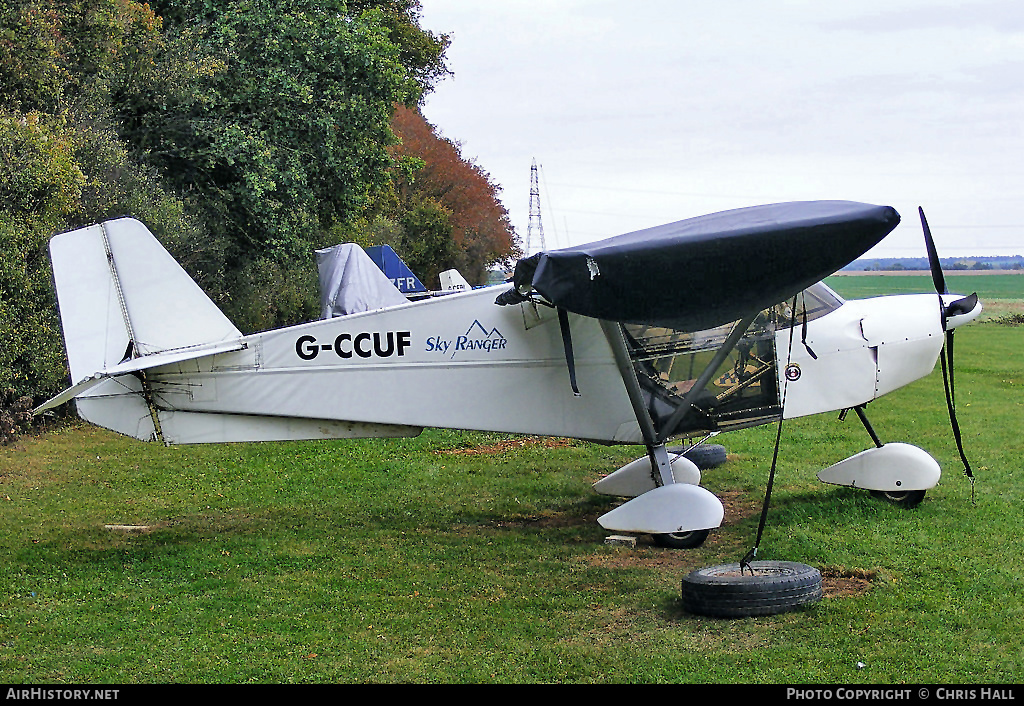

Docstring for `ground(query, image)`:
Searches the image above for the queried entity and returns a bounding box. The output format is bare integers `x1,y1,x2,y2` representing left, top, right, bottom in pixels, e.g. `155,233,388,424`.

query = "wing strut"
600,320,674,486
657,312,758,443
599,321,658,444
600,313,758,487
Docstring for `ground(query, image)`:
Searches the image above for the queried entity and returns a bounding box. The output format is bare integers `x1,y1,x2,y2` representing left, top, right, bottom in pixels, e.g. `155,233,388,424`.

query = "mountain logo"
452,320,508,358
424,320,508,359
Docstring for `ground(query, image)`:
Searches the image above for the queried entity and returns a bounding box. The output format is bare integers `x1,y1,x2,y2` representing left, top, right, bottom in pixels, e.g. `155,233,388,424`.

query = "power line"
538,162,562,250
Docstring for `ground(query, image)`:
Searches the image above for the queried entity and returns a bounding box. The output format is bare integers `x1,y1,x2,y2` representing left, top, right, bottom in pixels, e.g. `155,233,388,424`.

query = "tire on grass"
680,560,823,618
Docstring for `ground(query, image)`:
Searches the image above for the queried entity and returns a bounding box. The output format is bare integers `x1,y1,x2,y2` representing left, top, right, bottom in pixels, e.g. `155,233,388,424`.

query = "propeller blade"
919,207,974,484
939,328,974,481
919,207,947,295
920,208,975,484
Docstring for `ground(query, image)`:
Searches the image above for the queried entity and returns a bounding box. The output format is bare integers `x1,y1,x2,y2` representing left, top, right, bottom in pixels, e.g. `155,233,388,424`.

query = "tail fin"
38,219,424,445
364,243,473,294
363,244,427,295
40,218,242,439
439,269,473,292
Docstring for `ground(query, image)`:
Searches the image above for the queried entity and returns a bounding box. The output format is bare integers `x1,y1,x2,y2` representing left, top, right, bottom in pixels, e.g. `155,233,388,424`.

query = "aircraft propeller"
918,206,976,485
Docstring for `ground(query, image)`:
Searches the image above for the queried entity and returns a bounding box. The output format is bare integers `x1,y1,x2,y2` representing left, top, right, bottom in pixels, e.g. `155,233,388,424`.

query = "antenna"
526,158,546,256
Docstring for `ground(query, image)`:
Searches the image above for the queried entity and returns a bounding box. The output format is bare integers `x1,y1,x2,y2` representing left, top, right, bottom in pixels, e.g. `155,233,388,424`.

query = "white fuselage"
144,287,644,444
776,293,948,419
143,288,966,444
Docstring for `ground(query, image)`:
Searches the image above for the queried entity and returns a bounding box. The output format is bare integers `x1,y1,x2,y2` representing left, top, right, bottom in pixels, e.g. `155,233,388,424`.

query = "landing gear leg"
839,404,883,449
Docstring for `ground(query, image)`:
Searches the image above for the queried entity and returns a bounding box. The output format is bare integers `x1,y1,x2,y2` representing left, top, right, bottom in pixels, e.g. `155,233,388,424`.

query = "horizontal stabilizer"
34,339,246,415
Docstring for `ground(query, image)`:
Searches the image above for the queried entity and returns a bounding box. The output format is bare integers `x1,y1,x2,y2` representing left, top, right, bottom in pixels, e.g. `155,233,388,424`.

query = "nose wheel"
869,489,926,507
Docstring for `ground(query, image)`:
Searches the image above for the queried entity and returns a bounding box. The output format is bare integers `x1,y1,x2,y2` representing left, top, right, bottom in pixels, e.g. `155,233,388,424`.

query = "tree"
124,1,447,266
0,1,221,403
0,0,164,115
0,112,83,400
389,105,519,284
114,1,449,328
0,0,475,408
397,195,457,289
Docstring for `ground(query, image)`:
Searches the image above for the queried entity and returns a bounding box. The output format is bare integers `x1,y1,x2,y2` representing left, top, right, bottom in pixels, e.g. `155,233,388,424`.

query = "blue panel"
364,245,427,293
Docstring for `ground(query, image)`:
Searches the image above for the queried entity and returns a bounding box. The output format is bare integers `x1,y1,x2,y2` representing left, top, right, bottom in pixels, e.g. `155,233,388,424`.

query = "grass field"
826,274,1024,322
1,281,1022,684
828,272,1023,297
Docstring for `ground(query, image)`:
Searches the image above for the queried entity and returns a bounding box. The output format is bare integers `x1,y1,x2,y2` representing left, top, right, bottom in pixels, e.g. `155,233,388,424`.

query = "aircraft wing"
500,201,900,331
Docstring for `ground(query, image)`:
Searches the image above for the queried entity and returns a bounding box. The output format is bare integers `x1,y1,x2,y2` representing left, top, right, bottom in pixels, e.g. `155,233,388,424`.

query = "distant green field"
825,273,1024,301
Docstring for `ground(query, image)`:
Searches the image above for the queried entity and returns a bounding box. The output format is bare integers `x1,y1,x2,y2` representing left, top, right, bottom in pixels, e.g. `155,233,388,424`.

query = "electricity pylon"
526,158,546,257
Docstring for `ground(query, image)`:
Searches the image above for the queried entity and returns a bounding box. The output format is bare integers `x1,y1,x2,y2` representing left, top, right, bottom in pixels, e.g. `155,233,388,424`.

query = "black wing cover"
501,201,900,331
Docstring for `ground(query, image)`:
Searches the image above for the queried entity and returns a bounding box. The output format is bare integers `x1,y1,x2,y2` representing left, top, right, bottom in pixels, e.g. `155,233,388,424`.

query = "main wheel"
869,489,926,507
667,443,728,470
652,528,710,549
680,560,823,618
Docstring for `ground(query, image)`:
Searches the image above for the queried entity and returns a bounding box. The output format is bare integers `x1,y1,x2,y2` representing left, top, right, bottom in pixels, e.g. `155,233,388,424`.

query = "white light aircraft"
33,201,981,549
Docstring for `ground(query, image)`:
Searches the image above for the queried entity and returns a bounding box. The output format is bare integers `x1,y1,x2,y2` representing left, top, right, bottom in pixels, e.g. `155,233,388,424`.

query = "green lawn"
826,273,1024,302
1,322,1021,683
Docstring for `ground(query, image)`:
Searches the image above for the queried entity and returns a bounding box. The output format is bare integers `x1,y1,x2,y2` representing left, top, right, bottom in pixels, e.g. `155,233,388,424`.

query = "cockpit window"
773,282,844,329
620,282,844,438
623,313,780,439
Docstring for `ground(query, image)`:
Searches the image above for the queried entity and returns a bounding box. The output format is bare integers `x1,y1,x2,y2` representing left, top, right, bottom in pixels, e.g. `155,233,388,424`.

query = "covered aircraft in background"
316,241,475,319
33,201,981,549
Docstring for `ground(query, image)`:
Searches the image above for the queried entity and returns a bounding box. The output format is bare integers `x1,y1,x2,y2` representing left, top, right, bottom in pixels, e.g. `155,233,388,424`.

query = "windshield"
773,282,844,328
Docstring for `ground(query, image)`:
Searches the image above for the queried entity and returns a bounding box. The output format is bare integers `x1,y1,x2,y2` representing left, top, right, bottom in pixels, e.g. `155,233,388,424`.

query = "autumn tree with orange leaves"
388,105,520,287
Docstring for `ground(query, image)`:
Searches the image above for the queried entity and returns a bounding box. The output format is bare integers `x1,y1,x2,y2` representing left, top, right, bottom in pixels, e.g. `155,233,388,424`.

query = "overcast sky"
417,0,1024,259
